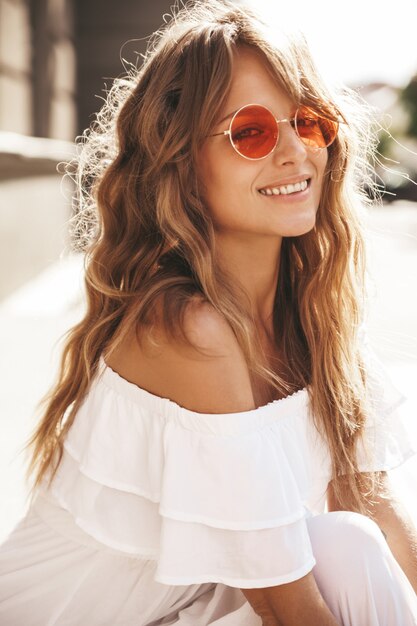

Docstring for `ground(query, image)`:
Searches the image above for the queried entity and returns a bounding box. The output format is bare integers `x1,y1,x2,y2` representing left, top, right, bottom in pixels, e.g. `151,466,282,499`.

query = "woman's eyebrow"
217,108,239,126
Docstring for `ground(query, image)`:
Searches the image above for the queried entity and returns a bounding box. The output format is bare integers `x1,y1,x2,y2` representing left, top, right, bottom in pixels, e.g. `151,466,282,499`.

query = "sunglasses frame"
208,103,339,161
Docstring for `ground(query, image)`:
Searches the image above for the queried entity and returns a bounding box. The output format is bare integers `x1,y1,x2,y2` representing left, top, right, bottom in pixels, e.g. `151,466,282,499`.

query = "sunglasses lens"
295,106,339,148
230,105,278,159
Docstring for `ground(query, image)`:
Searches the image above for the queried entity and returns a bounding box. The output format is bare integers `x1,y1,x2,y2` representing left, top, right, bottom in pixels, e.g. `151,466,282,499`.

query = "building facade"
0,0,172,298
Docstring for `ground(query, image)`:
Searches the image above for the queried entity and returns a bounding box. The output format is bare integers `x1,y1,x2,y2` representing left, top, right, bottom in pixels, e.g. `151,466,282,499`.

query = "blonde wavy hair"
24,0,385,514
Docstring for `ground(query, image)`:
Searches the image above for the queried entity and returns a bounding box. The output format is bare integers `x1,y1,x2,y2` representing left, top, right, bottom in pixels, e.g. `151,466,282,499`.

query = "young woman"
1,1,417,624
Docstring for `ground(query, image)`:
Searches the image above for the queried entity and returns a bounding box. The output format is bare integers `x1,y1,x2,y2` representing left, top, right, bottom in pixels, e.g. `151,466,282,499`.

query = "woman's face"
197,47,329,239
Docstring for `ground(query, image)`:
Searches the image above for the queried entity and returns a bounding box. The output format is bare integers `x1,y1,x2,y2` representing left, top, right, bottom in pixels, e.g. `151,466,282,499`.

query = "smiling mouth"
258,178,311,196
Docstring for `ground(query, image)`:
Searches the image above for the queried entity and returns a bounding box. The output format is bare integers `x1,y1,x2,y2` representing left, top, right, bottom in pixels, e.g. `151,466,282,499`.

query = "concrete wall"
0,0,33,135
0,0,77,140
0,172,73,298
0,0,77,299
30,0,77,140
75,0,173,133
0,1,175,300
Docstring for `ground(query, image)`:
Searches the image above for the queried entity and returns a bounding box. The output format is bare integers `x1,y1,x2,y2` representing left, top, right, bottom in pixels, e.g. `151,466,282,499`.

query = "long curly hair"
23,0,385,514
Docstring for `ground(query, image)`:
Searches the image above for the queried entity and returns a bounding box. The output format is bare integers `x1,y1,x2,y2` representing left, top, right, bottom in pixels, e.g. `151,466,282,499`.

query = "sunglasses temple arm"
208,130,230,137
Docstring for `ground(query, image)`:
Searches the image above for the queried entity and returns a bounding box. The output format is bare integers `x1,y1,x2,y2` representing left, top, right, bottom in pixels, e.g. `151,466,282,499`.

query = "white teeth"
259,179,309,196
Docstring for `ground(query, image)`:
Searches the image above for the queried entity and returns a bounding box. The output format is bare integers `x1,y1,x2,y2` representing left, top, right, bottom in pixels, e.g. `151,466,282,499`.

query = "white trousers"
308,511,417,626
159,511,417,626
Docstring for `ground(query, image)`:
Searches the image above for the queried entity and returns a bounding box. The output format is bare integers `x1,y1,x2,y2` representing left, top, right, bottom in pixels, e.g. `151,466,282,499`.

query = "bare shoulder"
179,296,241,357
110,296,256,414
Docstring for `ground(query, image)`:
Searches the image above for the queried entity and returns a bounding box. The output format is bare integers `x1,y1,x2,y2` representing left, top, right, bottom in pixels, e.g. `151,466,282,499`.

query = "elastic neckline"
97,355,310,421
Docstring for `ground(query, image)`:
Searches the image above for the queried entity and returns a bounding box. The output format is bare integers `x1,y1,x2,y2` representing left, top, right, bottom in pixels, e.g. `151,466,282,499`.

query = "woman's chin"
274,214,317,237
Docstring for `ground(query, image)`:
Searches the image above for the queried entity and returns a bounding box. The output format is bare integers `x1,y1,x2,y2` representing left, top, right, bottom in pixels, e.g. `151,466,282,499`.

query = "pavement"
0,201,416,542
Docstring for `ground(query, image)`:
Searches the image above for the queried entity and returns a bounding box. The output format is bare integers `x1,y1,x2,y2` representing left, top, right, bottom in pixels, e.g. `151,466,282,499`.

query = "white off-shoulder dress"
0,335,416,625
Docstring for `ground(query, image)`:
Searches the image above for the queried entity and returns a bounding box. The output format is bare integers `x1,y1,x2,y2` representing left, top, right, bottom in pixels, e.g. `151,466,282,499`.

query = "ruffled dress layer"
0,337,416,625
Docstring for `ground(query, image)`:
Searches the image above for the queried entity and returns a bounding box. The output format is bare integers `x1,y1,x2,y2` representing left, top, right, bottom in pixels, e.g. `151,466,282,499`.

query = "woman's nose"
271,120,308,166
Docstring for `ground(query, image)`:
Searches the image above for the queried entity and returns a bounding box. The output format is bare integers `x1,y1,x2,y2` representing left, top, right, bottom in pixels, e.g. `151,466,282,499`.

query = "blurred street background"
0,0,417,542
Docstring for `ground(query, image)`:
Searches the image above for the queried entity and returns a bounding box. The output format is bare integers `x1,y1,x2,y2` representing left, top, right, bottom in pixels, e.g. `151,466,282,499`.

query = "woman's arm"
327,472,417,594
367,476,417,594
241,572,339,626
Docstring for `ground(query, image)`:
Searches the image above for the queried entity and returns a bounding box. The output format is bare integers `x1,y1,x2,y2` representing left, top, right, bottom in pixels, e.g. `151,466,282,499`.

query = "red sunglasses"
208,103,339,160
